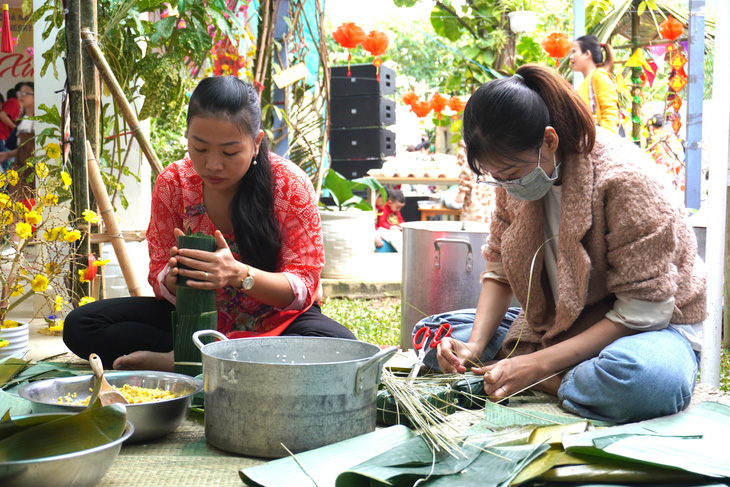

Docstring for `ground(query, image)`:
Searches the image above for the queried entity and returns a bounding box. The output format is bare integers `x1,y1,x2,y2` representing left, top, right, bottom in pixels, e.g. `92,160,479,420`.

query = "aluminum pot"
193,331,397,458
400,220,490,350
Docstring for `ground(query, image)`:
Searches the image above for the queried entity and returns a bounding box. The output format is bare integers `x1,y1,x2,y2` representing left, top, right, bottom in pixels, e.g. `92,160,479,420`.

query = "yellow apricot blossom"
62,229,81,243
79,296,96,306
25,210,42,225
31,275,49,292
1,211,13,225
43,193,59,206
61,172,72,189
54,295,65,312
44,226,64,242
35,162,49,179
16,222,32,239
45,143,62,159
6,170,18,186
9,284,23,297
0,194,10,209
82,209,99,223
78,269,90,283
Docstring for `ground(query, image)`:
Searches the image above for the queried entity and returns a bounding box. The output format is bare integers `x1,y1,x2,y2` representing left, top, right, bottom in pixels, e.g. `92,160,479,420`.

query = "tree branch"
435,1,479,39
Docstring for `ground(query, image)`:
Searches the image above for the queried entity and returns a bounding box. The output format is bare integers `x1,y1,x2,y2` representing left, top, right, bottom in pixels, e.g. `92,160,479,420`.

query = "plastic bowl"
0,413,133,487
18,371,202,443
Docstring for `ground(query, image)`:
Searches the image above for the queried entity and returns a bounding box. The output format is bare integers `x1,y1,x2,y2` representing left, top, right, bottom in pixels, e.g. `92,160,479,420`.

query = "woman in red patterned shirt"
63,77,354,370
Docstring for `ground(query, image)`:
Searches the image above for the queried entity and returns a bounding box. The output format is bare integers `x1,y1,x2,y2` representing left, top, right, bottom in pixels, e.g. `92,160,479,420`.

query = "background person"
0,83,23,153
63,76,355,370
416,64,705,424
570,35,620,133
646,113,685,193
375,188,405,252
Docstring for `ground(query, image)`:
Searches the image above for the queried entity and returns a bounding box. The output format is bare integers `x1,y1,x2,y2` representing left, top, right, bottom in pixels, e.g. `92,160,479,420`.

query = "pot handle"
193,329,228,350
433,238,473,272
354,346,398,395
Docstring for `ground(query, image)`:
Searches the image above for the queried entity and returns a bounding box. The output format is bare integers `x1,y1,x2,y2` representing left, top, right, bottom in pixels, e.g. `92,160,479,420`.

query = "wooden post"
79,29,164,177
724,186,730,350
80,0,99,160
67,0,91,302
86,141,143,297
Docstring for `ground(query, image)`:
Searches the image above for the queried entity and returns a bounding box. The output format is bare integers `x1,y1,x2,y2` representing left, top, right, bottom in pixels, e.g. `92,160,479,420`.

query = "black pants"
63,297,356,368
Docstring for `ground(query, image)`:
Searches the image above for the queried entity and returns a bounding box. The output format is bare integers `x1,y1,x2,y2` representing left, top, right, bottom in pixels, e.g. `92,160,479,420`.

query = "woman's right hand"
437,337,480,374
163,228,186,293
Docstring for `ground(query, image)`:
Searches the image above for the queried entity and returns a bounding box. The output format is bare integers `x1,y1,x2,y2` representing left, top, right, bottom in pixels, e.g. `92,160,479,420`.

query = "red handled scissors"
408,322,452,382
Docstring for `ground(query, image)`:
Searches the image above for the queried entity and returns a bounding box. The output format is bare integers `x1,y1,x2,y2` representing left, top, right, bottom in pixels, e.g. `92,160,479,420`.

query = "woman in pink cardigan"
418,64,706,423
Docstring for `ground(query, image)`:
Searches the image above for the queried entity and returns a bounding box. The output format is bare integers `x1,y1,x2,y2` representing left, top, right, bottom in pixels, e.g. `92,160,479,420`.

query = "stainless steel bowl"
17,371,203,443
0,413,134,487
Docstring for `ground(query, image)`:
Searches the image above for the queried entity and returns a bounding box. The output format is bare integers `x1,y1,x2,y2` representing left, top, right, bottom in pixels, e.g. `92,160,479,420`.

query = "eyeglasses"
17,92,34,96
476,145,542,188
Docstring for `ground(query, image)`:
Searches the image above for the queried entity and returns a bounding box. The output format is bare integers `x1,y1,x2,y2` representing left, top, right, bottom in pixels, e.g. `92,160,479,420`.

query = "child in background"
374,189,405,252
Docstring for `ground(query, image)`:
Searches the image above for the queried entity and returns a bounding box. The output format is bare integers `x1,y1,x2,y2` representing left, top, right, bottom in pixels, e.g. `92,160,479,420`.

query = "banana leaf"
2,362,91,393
562,402,730,478
0,402,127,461
172,310,217,377
240,425,416,487
0,358,29,388
0,410,70,441
0,389,31,417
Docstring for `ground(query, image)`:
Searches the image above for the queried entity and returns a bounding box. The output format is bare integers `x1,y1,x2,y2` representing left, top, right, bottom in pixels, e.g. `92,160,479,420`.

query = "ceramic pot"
0,320,30,360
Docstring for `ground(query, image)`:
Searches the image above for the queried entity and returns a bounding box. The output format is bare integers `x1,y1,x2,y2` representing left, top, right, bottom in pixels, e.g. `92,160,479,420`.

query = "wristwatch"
242,265,255,290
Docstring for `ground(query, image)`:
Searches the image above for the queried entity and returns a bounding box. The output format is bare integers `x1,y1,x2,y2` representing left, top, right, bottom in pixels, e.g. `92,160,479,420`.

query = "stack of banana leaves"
242,381,730,487
0,380,127,462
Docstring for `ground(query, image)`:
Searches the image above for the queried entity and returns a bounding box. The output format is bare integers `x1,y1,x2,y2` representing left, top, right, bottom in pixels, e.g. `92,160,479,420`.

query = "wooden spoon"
89,353,129,406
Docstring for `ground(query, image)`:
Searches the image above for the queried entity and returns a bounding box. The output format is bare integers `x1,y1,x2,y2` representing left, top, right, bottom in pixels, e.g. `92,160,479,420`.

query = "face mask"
504,148,561,201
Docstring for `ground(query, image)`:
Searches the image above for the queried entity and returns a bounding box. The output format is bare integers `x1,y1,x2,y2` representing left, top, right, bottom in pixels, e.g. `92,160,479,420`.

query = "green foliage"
320,170,386,212
321,297,400,346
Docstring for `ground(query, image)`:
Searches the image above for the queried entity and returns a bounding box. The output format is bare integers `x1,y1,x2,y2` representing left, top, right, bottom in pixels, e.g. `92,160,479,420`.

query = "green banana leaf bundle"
377,385,456,427
0,402,127,461
173,232,218,377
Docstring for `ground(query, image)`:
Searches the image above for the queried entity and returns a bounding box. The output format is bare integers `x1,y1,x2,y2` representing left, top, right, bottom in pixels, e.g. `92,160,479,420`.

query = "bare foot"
112,351,174,372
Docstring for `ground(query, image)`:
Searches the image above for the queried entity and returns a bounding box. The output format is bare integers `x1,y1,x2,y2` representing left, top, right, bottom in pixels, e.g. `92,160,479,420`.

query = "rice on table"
58,385,177,405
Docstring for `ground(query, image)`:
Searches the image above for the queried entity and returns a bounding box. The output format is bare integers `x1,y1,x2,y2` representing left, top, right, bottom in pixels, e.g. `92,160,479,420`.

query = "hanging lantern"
402,91,419,108
361,30,389,81
1,4,13,54
446,96,466,114
332,22,365,76
668,49,687,71
411,101,432,118
429,93,448,120
541,32,571,67
81,254,98,283
658,15,683,41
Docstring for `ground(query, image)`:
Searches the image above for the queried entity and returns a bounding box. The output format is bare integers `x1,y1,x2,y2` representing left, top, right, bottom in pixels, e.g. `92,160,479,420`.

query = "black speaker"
330,127,395,159
331,96,395,128
330,159,384,179
331,64,396,97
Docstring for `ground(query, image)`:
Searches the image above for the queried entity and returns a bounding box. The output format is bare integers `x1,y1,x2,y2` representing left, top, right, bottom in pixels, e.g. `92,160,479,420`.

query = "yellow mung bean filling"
57,385,176,405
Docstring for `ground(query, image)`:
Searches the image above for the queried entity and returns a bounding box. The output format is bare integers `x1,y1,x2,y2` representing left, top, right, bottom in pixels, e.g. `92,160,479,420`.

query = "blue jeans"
413,311,699,424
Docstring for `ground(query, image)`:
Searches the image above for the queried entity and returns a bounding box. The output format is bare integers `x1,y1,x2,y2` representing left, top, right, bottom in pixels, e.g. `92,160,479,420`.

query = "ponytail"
576,35,614,74
463,64,595,175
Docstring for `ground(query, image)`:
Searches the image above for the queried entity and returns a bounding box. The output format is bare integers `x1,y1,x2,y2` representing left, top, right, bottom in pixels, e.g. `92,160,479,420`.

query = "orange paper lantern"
402,91,419,107
447,96,466,114
659,15,683,41
429,93,448,120
541,32,571,66
361,30,389,81
411,101,432,118
332,22,365,76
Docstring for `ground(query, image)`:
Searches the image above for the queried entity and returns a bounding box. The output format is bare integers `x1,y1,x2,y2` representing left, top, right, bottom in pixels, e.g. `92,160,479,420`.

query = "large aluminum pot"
193,331,397,458
400,220,490,350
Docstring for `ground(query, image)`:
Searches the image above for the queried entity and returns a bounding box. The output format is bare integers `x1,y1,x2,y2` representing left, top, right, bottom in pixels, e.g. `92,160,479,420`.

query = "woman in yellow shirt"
570,35,620,133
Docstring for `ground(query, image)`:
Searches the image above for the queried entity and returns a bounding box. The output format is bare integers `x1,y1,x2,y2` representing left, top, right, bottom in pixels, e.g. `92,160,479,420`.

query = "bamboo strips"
85,140,143,297
79,29,164,177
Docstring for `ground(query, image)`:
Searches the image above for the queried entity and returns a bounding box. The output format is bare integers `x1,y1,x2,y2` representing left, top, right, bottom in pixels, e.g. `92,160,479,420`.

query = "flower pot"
319,209,375,279
0,320,30,360
508,10,538,34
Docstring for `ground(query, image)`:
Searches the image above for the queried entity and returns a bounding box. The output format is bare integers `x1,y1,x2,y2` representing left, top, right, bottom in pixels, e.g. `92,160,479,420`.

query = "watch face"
242,276,254,290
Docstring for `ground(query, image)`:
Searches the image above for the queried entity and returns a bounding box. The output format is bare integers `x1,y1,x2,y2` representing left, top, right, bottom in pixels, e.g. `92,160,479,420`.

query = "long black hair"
463,64,596,176
187,77,282,272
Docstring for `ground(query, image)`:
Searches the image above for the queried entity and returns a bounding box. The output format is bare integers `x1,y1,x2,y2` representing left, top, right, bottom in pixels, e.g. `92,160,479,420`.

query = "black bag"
4,126,17,150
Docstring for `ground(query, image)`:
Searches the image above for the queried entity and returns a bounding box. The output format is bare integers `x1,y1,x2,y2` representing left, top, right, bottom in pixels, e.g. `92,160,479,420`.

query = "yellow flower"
0,340,8,348
54,295,64,312
63,229,81,243
79,296,96,306
31,275,49,292
61,172,72,189
1,320,19,328
1,211,13,226
43,193,59,205
0,194,10,209
45,143,62,159
35,162,49,179
16,222,32,239
82,209,99,223
15,202,26,214
46,262,62,275
25,210,42,225
78,269,90,283
9,284,23,297
44,226,64,242
48,320,64,333
6,170,18,186
93,259,110,267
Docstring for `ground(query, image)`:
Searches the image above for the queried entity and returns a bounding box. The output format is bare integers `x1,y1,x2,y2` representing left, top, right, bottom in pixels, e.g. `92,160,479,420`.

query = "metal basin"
0,413,133,487
194,331,397,458
17,371,202,443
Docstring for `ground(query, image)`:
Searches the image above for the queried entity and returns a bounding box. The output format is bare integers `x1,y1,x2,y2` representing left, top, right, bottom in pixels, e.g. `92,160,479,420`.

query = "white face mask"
504,147,561,201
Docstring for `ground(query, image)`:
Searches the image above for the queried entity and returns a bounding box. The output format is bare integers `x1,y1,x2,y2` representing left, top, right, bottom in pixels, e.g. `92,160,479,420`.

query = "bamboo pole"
80,1,99,159
86,140,143,297
68,0,91,302
630,0,642,142
80,29,164,177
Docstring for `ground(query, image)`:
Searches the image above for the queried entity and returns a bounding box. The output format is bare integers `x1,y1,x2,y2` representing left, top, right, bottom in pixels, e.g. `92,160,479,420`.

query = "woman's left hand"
174,230,245,289
473,354,549,402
